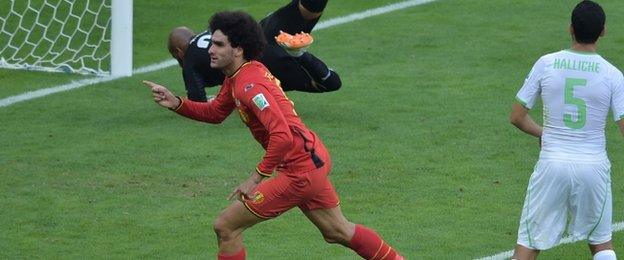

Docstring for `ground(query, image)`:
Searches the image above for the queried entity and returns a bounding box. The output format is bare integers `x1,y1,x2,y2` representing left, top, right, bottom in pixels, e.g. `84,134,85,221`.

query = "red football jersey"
175,61,324,175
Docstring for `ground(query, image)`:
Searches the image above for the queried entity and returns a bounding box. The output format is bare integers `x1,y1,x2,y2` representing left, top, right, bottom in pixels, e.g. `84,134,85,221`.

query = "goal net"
0,0,132,76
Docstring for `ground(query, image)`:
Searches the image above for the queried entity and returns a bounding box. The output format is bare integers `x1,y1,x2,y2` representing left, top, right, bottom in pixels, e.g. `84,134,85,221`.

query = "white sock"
594,250,617,260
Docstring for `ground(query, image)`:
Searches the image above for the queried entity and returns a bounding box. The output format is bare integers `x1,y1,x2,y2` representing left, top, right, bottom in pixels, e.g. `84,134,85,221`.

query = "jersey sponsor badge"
252,93,269,111
244,83,254,92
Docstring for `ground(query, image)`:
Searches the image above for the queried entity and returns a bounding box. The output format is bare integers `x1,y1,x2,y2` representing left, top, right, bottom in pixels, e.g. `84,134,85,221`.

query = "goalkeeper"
168,0,342,102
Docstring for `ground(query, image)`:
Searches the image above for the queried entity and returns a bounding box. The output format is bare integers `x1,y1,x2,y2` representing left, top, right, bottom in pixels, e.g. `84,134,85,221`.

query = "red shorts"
243,149,340,219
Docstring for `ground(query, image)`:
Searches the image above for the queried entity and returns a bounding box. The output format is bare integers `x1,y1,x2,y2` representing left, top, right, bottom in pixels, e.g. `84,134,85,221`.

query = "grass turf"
1,0,624,259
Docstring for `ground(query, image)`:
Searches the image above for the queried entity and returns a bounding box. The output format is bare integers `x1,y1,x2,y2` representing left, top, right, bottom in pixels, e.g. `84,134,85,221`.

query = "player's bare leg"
213,200,266,259
303,205,355,245
303,206,403,260
589,241,617,259
512,244,540,260
590,240,614,254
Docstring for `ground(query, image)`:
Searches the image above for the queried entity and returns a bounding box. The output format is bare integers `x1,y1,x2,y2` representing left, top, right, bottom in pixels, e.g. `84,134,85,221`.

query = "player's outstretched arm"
142,80,181,110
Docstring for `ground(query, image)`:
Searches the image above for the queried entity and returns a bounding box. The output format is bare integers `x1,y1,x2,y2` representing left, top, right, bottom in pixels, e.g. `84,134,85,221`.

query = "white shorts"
516,159,613,250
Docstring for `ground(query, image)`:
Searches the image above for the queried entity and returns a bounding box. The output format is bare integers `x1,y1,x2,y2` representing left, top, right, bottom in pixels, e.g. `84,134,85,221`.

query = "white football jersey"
516,49,624,161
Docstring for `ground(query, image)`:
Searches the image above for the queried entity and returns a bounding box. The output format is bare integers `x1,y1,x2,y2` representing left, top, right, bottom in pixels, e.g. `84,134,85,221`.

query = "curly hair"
209,11,266,61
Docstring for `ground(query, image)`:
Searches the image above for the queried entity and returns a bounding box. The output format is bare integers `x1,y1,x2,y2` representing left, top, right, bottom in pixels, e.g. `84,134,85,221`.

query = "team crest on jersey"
252,93,269,111
250,191,264,204
244,83,254,92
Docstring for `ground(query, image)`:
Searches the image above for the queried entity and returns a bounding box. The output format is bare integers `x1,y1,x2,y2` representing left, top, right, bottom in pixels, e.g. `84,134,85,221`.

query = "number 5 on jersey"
564,78,587,129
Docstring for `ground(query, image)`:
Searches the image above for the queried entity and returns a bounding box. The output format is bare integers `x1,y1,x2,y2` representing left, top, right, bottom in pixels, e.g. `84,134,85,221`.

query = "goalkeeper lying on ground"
167,0,342,102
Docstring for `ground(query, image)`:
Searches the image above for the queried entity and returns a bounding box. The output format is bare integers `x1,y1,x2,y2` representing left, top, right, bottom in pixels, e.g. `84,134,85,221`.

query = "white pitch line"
314,0,437,31
0,0,437,108
476,221,624,260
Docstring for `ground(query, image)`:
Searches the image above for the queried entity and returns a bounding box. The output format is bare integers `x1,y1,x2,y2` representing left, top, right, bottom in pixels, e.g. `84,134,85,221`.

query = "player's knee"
320,227,351,245
212,217,233,240
318,71,342,92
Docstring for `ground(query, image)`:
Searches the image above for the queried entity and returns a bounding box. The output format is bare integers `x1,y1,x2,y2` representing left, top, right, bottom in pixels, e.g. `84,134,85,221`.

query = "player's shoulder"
245,60,270,73
536,50,565,64
232,63,260,85
544,50,565,58
187,30,212,52
190,31,211,44
234,63,273,92
529,50,576,72
237,61,270,79
597,56,623,79
184,31,212,62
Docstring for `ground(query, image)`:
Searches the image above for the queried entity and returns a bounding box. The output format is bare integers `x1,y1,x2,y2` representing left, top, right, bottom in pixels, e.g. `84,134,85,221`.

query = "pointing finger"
142,80,158,89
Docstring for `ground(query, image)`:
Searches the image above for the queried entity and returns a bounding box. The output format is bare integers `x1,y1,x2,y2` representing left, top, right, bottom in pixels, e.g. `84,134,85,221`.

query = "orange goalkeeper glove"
275,30,314,57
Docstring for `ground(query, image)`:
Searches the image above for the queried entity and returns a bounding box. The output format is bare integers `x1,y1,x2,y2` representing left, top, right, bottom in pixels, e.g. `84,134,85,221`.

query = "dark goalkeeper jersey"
182,29,322,102
181,1,338,101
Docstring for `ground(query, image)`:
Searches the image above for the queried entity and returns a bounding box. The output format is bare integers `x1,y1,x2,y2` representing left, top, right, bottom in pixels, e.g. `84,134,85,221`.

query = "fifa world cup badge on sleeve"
252,93,270,111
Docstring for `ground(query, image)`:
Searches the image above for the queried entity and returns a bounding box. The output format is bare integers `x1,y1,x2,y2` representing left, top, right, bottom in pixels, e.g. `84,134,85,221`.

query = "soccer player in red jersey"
143,11,403,260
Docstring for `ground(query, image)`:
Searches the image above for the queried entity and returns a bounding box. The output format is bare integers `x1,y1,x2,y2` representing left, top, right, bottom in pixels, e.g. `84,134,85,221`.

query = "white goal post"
0,0,132,77
110,0,132,77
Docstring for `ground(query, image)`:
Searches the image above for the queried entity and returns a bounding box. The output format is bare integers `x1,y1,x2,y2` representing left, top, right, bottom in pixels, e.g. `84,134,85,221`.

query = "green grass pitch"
1,0,624,259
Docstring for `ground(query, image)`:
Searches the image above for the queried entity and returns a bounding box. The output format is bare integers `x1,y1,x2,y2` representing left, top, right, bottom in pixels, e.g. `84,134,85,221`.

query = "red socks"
218,247,246,260
349,225,402,260
216,226,403,260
